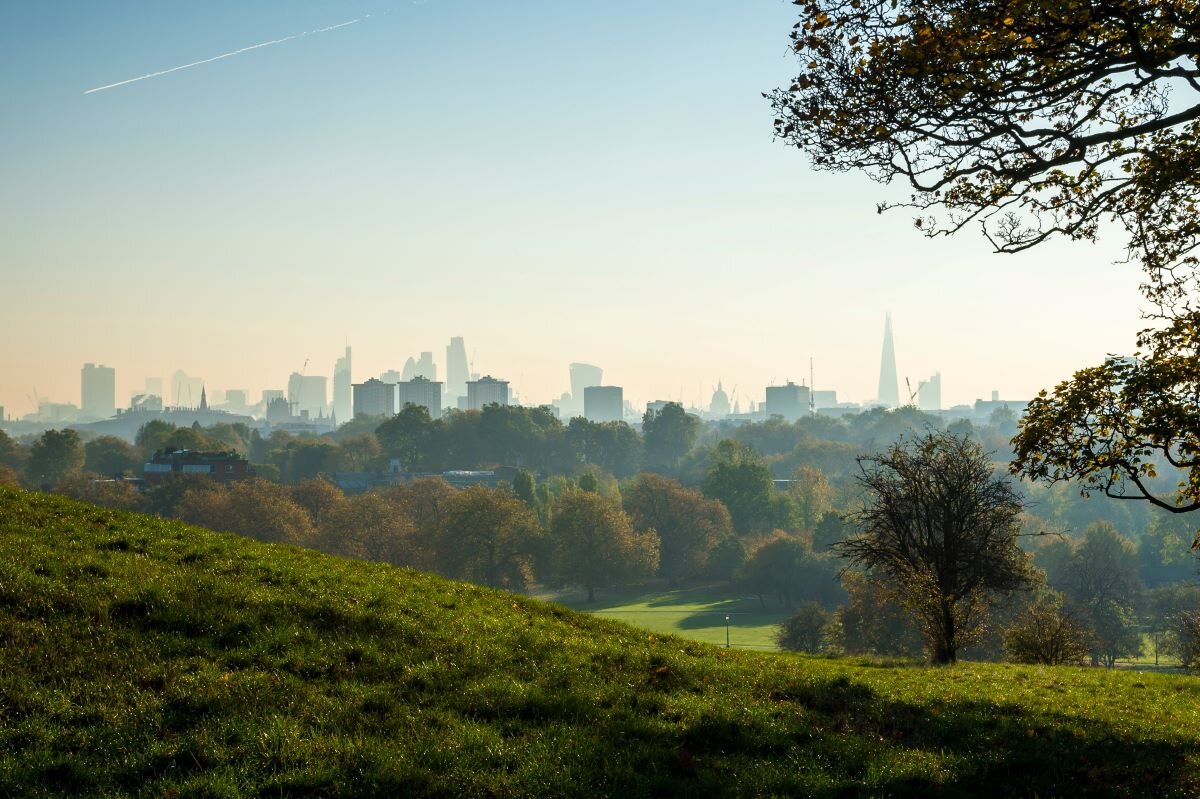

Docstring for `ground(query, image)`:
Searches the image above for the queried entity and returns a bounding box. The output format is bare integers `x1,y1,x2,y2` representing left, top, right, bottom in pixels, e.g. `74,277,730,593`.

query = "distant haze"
0,1,1145,416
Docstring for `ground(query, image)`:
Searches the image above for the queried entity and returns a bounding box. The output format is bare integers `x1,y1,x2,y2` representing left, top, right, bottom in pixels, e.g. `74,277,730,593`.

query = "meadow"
2,486,1199,797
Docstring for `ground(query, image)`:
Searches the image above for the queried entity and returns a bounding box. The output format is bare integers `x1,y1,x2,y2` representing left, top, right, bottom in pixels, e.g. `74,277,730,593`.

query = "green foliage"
1085,600,1144,669
1014,318,1200,546
740,534,843,609
83,436,141,477
642,402,700,473
777,602,833,654
836,571,925,659
567,418,643,477
1003,593,1092,666
25,429,85,488
703,440,794,535
2,488,1200,797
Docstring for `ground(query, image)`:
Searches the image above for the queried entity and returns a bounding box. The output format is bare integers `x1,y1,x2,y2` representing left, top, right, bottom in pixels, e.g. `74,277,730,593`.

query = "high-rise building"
288,373,328,417
144,377,163,399
333,346,352,425
765,382,811,421
402,352,437,383
917,373,942,411
584,386,623,423
446,337,469,406
877,313,900,408
467,376,510,410
262,389,284,404
353,378,398,418
399,376,442,418
223,390,248,414
560,362,603,420
81,363,116,420
380,370,403,384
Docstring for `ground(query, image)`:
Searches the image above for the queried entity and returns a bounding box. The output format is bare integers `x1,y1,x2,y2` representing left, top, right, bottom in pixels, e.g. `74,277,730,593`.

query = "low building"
765,382,811,421
142,449,253,485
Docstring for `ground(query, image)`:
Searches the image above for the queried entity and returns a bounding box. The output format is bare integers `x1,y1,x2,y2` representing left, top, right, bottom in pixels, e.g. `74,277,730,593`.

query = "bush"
1174,611,1200,671
776,602,832,653
1003,593,1091,666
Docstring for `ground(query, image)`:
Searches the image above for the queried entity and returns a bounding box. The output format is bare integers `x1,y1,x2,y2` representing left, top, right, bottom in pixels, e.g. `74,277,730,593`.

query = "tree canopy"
770,0,1200,306
839,432,1032,663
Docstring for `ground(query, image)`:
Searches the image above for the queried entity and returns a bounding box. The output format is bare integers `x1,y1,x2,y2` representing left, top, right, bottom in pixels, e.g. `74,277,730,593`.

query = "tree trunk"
934,601,957,665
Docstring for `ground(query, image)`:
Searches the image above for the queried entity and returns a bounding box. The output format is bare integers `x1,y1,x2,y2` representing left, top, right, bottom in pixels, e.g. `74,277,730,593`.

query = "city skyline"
0,1,1147,419
4,318,1035,423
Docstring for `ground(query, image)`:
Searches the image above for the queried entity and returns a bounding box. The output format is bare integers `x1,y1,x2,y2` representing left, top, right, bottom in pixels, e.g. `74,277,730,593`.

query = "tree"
135,420,176,458
289,476,346,524
0,429,24,470
435,485,542,590
1002,592,1092,665
702,440,795,535
83,436,142,477
777,602,833,654
549,488,659,602
25,429,85,488
624,473,733,586
1086,599,1144,668
176,479,314,547
739,534,842,609
789,465,833,531
56,475,147,512
772,0,1200,550
835,570,924,658
375,403,434,471
1172,610,1200,671
1057,522,1143,608
319,492,420,567
770,0,1200,307
567,418,643,477
838,432,1032,663
1013,321,1200,547
642,402,700,473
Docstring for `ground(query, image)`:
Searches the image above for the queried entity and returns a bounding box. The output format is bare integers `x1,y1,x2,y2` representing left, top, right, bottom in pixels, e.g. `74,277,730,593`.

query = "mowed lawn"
545,583,792,650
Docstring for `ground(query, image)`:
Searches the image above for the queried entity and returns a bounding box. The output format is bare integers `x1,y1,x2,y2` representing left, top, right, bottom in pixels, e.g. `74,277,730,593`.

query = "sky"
0,0,1150,417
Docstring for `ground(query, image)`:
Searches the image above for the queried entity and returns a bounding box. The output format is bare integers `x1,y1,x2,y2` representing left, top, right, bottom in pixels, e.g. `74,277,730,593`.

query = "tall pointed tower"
877,313,900,408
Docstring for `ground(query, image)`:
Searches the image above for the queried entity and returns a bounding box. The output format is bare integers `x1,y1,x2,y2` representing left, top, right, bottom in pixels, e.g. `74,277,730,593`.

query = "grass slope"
1,487,1199,798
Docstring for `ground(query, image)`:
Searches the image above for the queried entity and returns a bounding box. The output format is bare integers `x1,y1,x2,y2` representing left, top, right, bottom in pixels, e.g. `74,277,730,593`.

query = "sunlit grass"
2,486,1199,797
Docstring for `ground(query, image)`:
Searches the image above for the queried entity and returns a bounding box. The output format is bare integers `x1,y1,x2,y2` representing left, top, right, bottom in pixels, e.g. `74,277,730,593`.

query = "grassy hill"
1,487,1199,798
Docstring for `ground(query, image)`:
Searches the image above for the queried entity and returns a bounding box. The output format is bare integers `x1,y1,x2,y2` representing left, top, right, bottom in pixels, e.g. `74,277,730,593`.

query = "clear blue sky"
0,0,1146,415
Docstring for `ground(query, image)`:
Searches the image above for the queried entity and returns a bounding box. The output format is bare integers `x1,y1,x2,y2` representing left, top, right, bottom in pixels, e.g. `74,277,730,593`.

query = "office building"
584,385,623,423
399,375,442,417
333,346,352,424
812,390,838,409
917,373,942,411
353,378,398,418
288,373,328,417
81,363,116,420
467,376,510,410
765,382,811,421
446,337,469,406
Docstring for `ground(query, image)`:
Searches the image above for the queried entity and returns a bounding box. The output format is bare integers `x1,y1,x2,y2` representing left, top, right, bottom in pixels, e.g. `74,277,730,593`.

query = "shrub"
777,602,832,653
1003,593,1091,666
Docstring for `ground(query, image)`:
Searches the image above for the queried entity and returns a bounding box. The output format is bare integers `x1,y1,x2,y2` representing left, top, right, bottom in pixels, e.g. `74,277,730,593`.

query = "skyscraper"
287,373,328,418
333,346,352,425
467,376,510,410
877,313,900,408
446,337,469,406
917,373,942,411
81,363,115,420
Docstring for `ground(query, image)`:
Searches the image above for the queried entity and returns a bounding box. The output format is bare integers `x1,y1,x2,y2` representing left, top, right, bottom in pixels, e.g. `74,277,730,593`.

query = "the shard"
877,313,900,408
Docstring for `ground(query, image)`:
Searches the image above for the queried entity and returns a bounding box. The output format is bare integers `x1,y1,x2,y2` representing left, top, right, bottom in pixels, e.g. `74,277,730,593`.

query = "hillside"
1,487,1198,798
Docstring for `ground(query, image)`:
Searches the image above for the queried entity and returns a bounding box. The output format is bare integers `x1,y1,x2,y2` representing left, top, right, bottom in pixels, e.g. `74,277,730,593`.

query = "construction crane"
905,377,919,407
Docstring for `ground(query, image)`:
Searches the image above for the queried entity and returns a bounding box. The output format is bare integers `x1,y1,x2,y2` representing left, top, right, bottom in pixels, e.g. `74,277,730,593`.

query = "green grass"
2,486,1200,797
545,584,791,650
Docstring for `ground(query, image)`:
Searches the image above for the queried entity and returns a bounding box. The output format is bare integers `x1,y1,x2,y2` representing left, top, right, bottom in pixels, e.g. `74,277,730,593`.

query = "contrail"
84,18,363,95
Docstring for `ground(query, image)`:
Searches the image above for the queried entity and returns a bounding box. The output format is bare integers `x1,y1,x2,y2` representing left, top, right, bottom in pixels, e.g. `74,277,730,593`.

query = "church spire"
199,386,208,412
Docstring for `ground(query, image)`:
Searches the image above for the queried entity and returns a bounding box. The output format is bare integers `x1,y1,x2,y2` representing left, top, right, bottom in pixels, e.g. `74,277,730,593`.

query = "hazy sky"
0,0,1148,416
